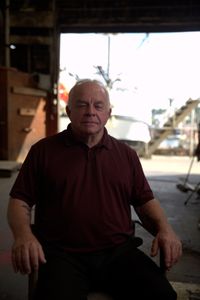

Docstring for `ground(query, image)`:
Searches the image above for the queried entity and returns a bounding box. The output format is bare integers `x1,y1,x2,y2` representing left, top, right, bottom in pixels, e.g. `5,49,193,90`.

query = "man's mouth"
82,121,98,125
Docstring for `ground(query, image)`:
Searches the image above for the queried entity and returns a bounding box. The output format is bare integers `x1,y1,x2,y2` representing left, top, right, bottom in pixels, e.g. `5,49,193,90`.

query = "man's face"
66,82,111,137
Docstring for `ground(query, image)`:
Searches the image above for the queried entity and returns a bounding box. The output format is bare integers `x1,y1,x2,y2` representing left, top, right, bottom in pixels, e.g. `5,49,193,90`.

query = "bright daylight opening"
59,32,200,157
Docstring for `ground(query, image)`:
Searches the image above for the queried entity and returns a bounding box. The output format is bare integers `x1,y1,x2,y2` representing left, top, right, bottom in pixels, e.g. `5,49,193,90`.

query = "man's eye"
77,102,87,107
95,104,104,109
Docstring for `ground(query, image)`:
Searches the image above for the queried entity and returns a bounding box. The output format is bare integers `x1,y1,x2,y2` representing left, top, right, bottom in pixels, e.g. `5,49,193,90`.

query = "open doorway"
59,32,200,156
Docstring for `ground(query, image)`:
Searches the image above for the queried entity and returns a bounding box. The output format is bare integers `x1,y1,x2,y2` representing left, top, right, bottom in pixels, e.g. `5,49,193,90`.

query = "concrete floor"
0,155,199,300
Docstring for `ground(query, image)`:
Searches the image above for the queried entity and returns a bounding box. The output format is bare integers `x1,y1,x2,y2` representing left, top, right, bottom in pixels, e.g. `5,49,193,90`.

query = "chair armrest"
133,219,166,274
28,270,38,300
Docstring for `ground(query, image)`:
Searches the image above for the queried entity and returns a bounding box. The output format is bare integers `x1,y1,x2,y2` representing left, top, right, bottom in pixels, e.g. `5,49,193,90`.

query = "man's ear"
66,106,71,118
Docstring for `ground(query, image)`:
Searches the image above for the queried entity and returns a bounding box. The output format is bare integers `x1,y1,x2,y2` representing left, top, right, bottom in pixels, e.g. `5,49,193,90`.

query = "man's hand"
11,232,46,275
135,198,182,270
150,229,182,270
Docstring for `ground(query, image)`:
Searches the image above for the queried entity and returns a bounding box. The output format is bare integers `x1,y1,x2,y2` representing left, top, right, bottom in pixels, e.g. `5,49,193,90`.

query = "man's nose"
86,104,95,115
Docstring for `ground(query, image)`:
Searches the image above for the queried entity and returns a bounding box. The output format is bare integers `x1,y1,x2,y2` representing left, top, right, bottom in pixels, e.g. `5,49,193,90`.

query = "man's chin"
80,127,103,136
81,129,98,135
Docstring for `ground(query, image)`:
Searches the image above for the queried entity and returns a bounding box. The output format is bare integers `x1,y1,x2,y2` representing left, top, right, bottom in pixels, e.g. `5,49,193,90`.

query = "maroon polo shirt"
10,125,154,252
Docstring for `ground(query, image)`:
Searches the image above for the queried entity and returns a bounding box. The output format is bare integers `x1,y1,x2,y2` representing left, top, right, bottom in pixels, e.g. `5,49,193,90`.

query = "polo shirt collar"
63,123,112,150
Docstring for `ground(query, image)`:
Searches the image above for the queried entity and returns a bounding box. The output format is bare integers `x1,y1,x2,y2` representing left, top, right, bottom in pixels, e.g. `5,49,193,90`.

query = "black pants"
35,239,177,300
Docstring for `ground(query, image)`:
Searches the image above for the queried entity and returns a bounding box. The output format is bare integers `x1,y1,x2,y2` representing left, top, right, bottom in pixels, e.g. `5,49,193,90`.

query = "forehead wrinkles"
73,85,109,104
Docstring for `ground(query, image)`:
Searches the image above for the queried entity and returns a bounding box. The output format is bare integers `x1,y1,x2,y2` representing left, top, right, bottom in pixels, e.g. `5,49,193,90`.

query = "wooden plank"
18,108,36,116
11,86,47,97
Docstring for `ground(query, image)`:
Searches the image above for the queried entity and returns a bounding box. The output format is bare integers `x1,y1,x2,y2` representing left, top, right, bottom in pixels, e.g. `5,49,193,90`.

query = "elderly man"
8,79,182,300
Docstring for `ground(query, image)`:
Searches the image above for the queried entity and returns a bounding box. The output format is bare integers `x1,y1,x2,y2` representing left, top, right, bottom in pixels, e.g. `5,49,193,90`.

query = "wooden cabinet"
0,67,47,162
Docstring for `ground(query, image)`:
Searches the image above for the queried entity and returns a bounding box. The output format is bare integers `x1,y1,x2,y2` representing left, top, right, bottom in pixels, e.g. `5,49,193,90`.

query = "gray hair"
67,79,110,108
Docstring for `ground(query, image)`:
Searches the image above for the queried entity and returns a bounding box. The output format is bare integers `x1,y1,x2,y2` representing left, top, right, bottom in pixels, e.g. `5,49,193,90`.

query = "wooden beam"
11,86,47,97
10,12,54,28
10,35,52,45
